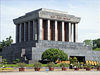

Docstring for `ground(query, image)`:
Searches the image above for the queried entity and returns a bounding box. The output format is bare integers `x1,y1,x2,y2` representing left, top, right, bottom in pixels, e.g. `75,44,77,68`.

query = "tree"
13,58,20,64
69,57,78,64
41,48,68,62
0,36,13,52
0,42,2,52
93,38,100,49
83,38,100,51
83,39,93,46
1,59,7,64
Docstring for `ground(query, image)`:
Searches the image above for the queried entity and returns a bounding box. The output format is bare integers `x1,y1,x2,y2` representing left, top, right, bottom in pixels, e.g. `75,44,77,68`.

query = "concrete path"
0,71,100,75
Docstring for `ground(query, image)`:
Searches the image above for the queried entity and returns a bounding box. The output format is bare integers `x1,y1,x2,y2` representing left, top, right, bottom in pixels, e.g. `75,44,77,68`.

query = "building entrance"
70,56,85,63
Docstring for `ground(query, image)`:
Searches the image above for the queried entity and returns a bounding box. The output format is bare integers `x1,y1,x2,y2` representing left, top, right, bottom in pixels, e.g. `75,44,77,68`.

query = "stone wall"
36,40,92,50
0,40,100,64
31,47,100,64
0,40,37,63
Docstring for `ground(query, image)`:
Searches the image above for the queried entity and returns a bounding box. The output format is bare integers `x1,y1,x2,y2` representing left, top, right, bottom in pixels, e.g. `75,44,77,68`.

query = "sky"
0,0,100,43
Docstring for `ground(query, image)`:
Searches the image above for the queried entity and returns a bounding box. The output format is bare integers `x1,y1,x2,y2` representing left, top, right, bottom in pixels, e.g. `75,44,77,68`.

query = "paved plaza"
0,71,100,75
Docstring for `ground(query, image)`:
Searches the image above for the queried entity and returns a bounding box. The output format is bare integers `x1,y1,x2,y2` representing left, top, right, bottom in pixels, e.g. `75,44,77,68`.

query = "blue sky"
0,0,100,43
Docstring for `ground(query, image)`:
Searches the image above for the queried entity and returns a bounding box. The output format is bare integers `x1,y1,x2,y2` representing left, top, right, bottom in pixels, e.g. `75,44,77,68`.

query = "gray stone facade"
0,40,100,64
0,8,100,64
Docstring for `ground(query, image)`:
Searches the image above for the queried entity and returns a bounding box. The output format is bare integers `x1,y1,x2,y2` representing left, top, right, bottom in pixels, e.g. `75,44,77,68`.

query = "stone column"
30,21,33,41
62,22,64,41
33,20,38,40
19,23,24,42
19,24,21,42
54,21,57,41
16,25,19,43
33,20,35,40
72,23,74,42
47,20,50,40
74,23,78,42
24,22,28,42
38,19,43,40
28,21,30,41
68,23,72,42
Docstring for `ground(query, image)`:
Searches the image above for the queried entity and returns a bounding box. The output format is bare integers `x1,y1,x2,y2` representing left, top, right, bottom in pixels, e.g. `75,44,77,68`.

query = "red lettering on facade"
51,16,55,18
51,15,70,20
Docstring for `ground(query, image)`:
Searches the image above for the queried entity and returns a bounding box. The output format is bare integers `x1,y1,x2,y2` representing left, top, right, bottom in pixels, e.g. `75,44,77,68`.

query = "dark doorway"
70,56,85,63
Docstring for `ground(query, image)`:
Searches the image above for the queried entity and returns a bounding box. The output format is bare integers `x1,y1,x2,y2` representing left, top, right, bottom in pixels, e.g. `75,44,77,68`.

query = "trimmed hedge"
2,68,13,70
0,64,69,67
0,68,13,70
0,68,2,70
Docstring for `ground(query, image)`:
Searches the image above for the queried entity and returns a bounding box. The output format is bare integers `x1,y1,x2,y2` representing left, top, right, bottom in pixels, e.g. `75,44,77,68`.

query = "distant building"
0,8,100,64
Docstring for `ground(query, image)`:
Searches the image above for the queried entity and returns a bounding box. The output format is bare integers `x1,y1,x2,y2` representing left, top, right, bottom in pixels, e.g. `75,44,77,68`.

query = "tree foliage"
0,36,13,52
1,59,7,64
13,58,20,64
93,38,100,49
69,57,78,64
41,48,68,62
83,38,100,51
83,39,93,46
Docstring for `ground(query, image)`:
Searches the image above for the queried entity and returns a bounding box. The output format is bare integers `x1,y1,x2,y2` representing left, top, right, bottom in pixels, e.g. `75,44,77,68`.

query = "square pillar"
72,23,74,42
68,23,72,42
54,21,57,41
33,20,38,40
24,22,28,42
19,24,21,42
28,21,31,41
33,20,35,40
16,24,19,43
19,23,24,42
74,23,78,42
30,21,33,41
47,20,50,40
62,22,64,41
38,19,43,40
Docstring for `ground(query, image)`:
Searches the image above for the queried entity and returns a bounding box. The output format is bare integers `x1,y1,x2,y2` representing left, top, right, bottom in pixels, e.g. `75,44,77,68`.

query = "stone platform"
0,40,100,64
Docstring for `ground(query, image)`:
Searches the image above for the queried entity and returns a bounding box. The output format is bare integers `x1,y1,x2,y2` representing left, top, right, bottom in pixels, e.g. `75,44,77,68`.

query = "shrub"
80,62,84,64
13,61,17,64
84,64,91,68
73,62,80,68
80,66,84,68
95,64,100,68
13,58,20,64
60,62,68,68
47,62,55,68
91,66,94,69
55,64,60,67
2,68,13,70
17,62,26,68
0,68,2,70
1,59,7,64
69,57,78,64
33,62,42,68
42,48,68,62
15,59,20,63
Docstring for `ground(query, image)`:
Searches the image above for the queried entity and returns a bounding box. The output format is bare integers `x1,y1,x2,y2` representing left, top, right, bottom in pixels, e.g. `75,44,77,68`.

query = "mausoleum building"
0,8,100,64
